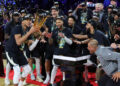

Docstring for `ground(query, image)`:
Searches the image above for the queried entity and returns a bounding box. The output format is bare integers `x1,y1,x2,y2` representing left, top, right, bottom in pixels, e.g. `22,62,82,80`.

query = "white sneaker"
52,83,57,86
36,76,43,82
23,80,28,86
37,74,44,79
49,83,57,86
43,76,50,84
31,75,35,80
5,78,10,85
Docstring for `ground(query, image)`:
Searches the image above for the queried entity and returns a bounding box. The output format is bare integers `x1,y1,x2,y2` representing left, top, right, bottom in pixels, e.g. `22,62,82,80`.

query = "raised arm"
15,26,38,46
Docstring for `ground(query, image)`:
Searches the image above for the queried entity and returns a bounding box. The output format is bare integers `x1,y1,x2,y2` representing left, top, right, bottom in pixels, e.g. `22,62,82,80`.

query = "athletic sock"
50,66,58,84
43,72,50,84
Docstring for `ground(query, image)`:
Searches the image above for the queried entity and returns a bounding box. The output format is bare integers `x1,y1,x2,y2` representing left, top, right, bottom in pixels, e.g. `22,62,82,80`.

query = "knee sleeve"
35,58,40,75
6,63,11,79
13,65,21,84
35,58,40,67
22,64,31,78
53,66,58,71
35,58,40,63
50,66,58,84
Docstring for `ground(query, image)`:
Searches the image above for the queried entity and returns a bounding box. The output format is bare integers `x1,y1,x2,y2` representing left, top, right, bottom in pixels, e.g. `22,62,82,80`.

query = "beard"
57,25,63,29
86,28,94,38
86,28,90,34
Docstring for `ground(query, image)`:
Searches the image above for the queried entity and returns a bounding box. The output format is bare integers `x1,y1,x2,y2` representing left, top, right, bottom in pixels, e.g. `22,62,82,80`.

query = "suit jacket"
95,46,120,76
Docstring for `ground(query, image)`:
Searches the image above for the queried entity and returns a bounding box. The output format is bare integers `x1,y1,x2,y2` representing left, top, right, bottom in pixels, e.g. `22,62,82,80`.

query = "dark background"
0,0,119,14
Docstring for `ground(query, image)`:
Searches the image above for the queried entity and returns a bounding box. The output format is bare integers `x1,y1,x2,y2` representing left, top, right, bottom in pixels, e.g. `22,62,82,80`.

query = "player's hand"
29,26,39,34
42,31,47,36
73,40,81,44
58,32,64,38
45,33,52,38
112,72,120,82
40,38,46,43
76,4,82,9
111,43,117,49
114,34,120,41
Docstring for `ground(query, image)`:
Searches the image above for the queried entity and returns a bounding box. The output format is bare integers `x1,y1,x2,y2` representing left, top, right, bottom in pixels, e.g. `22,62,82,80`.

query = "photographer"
108,9,120,42
113,19,120,44
73,2,93,28
94,3,110,36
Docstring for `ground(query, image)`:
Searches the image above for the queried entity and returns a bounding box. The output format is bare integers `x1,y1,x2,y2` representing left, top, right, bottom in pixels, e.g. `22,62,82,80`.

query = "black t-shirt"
30,41,45,57
5,21,15,36
45,17,56,33
92,30,110,46
45,17,68,33
76,8,93,28
69,24,82,34
4,20,20,51
52,27,72,56
5,25,29,55
69,24,83,56
4,20,20,37
30,36,46,57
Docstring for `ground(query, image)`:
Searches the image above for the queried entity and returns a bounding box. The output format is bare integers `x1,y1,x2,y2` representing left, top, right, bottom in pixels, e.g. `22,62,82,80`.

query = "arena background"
0,0,120,14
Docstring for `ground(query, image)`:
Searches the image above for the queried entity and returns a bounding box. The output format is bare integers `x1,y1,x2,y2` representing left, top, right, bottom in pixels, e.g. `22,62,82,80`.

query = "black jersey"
30,38,46,58
45,17,56,33
5,25,29,66
5,25,29,54
89,30,110,46
69,24,83,56
52,27,72,56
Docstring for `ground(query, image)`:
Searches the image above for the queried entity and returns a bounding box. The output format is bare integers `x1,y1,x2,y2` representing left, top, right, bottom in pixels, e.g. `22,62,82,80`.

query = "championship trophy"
33,11,49,38
34,12,48,30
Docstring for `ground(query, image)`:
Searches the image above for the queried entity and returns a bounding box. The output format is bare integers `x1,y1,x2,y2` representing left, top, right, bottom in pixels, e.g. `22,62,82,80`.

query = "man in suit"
88,39,120,86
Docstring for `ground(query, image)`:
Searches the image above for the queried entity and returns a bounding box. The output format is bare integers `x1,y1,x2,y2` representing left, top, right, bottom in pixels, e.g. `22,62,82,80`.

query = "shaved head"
88,39,98,54
88,39,98,47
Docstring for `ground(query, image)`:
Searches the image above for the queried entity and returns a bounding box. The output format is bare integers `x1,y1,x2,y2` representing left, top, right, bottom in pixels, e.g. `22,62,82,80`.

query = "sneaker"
5,78,10,85
23,80,28,86
36,76,43,82
49,83,57,86
37,74,44,79
52,83,57,86
31,75,35,80
43,76,50,84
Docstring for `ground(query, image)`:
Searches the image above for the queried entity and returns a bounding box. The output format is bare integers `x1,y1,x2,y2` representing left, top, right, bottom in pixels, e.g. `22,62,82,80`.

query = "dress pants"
98,74,120,86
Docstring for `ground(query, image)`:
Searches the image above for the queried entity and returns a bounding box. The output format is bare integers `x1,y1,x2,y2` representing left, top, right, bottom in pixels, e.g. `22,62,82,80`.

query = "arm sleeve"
64,36,72,45
29,39,39,51
72,10,78,20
